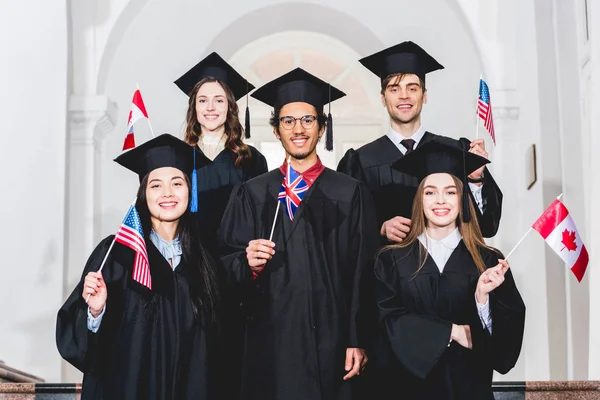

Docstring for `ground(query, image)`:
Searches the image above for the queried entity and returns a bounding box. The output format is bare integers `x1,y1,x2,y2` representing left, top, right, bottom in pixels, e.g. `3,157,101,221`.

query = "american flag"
477,79,496,145
115,205,151,289
278,162,309,220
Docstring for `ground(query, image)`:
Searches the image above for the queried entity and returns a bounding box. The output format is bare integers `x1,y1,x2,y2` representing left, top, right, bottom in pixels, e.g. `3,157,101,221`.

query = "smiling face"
273,102,324,161
422,173,460,230
381,73,427,127
145,167,189,226
195,81,228,133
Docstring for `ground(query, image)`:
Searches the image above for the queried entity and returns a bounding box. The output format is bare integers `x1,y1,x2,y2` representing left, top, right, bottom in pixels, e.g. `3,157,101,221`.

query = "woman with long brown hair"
174,52,268,254
372,137,525,400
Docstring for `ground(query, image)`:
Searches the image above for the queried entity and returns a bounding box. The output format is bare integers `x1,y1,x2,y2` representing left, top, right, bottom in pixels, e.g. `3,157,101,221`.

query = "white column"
62,95,116,382
490,103,551,382
587,0,600,380
551,0,590,381
513,0,560,380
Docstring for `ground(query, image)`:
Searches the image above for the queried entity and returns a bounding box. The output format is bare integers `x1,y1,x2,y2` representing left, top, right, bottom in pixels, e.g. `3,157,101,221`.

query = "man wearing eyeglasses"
218,68,379,400
337,41,503,243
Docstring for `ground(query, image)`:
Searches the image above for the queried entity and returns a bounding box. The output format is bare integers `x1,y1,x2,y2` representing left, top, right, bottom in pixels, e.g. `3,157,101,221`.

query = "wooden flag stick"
269,202,281,242
475,74,482,140
504,228,532,262
268,156,291,242
504,192,564,262
146,119,156,138
86,197,137,304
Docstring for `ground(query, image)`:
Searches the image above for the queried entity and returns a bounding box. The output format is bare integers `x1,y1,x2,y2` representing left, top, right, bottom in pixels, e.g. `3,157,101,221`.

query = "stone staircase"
0,361,80,400
0,359,597,399
0,383,80,400
493,381,600,399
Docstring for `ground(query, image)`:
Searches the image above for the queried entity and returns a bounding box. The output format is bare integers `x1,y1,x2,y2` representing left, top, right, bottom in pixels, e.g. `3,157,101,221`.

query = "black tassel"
462,189,472,223
245,105,251,139
461,148,472,223
325,113,333,151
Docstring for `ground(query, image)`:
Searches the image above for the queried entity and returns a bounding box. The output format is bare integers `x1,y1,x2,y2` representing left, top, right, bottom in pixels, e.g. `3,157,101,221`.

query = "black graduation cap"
251,68,346,150
359,41,444,84
174,52,254,99
114,133,211,212
391,137,489,222
174,52,255,138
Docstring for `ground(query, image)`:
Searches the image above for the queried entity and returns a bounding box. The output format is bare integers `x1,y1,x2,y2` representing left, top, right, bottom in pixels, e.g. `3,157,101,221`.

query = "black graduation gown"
337,133,503,238
218,168,379,400
194,146,268,254
194,146,267,399
373,241,525,400
56,236,218,400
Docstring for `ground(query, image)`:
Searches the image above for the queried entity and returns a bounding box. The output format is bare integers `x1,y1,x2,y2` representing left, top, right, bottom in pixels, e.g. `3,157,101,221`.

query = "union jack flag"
114,205,151,289
477,78,496,145
278,162,309,220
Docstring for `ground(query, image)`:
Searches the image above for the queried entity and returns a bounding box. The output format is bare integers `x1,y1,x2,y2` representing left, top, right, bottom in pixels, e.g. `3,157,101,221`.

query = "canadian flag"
123,89,149,150
532,199,589,282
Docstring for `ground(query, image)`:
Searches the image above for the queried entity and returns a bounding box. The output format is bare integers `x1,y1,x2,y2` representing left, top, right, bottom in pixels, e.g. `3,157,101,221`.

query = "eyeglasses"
279,115,318,130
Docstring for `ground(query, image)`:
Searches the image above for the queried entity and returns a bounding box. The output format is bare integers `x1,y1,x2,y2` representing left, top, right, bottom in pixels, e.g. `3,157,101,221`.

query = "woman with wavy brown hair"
371,137,525,400
174,52,268,254
174,52,267,400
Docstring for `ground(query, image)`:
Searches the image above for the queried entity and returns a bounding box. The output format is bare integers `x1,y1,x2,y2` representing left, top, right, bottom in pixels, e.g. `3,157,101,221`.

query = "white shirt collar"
418,227,462,251
417,228,462,272
387,124,426,154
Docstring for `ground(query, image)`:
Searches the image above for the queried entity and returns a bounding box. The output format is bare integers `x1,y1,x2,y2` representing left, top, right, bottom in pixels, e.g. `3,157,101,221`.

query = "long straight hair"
183,77,252,167
385,174,498,275
136,173,221,325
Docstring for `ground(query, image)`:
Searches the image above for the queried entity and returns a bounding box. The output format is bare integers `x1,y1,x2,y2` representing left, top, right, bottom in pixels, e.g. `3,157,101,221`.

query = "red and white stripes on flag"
477,79,496,145
532,199,589,282
123,89,150,151
114,206,152,289
127,90,149,126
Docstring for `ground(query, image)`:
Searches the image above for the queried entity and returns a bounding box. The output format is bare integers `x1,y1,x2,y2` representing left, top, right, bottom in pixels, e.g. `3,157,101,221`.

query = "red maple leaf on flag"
560,229,578,252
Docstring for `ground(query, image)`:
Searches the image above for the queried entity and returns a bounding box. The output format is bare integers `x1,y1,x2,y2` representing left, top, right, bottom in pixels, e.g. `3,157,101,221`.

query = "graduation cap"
251,67,346,151
174,52,255,138
359,41,444,84
391,137,489,222
114,133,211,213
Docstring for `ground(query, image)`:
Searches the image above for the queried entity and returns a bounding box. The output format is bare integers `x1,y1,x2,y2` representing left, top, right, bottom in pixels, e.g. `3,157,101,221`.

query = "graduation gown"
194,146,267,398
337,133,503,238
218,168,379,400
56,236,219,400
373,241,525,400
194,146,268,254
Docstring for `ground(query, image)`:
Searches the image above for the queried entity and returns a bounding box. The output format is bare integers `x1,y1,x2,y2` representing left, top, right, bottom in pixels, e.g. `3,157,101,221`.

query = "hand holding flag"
85,199,151,304
257,157,311,280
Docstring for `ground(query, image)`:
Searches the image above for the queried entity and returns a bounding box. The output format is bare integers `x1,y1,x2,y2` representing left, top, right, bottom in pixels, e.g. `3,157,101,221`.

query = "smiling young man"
218,68,379,400
337,41,503,243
